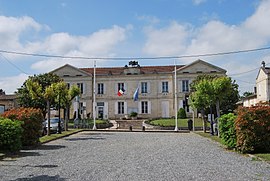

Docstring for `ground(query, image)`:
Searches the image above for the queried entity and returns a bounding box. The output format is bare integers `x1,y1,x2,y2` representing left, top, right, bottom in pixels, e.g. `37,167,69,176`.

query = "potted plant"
130,112,138,120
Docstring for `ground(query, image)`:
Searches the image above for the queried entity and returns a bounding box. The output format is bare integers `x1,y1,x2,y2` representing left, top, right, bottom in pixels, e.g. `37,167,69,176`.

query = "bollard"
129,125,132,131
142,126,145,131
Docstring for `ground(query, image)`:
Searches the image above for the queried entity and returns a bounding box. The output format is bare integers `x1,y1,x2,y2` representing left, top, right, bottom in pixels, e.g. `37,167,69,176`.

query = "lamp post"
92,60,97,130
174,60,178,132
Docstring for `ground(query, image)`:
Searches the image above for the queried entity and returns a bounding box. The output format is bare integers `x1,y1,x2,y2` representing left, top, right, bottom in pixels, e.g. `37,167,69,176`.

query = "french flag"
117,89,125,96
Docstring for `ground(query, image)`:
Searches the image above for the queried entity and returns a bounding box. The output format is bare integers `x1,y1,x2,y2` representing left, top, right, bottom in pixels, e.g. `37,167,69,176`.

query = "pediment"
50,64,91,77
177,59,226,74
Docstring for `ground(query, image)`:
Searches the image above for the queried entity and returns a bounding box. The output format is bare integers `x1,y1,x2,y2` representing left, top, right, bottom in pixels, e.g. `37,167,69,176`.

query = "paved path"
0,132,269,181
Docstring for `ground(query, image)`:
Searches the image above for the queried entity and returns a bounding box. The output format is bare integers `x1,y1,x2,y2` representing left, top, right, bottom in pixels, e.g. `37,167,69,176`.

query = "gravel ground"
0,131,270,181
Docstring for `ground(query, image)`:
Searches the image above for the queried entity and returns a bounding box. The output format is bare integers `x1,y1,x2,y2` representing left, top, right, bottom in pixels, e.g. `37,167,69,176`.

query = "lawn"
195,132,270,162
149,118,206,127
39,129,82,143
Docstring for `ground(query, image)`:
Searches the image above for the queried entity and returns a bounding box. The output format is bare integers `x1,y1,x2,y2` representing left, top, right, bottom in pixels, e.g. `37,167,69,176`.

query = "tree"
16,73,62,117
241,91,254,99
190,75,239,133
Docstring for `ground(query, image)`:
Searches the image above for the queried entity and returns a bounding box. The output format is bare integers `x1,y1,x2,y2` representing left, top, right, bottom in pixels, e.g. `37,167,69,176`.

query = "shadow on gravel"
81,132,115,136
11,175,65,181
37,145,66,150
1,151,41,161
65,137,105,141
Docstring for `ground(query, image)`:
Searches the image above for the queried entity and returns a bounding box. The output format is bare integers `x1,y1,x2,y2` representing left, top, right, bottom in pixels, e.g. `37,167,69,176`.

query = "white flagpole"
174,60,178,132
92,60,97,130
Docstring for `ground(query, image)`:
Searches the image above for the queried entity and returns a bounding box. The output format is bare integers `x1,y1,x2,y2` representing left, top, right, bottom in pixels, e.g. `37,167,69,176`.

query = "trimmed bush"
0,118,23,151
2,108,44,146
235,106,270,153
219,113,237,149
178,108,187,119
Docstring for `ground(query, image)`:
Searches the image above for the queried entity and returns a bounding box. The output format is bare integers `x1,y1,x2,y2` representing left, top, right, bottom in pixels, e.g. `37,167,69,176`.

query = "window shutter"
138,101,142,114
83,83,86,94
124,101,127,114
114,102,118,115
148,101,151,114
103,83,106,95
179,100,183,108
147,82,151,93
124,83,127,94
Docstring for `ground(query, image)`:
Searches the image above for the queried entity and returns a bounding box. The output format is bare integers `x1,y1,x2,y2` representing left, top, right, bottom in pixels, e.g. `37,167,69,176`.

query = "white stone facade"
51,59,226,119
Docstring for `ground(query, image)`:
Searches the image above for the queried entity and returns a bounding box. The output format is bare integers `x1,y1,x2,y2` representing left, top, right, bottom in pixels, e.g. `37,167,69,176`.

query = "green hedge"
235,106,270,153
0,118,23,151
219,113,237,149
2,108,44,146
178,108,187,119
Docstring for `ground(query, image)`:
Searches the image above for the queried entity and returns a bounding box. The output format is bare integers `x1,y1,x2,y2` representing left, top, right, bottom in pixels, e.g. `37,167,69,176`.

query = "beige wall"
52,60,226,120
256,69,269,102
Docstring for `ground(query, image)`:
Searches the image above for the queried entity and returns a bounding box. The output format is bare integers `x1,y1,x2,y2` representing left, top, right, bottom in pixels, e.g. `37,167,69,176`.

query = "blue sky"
0,0,269,94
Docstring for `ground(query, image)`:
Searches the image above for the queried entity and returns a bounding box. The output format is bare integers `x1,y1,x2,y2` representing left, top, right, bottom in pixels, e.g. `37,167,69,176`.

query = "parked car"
42,117,64,135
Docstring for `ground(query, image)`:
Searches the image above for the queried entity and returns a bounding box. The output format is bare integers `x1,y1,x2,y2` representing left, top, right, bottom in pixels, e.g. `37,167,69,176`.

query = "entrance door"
161,101,169,118
98,107,104,119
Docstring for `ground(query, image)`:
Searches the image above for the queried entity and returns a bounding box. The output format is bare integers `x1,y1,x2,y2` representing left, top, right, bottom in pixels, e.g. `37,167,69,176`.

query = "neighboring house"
256,61,270,103
51,59,226,120
0,94,18,113
242,61,270,107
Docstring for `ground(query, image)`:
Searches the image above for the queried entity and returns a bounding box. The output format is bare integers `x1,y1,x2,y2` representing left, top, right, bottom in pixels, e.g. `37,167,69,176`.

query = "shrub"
235,106,270,153
178,108,186,119
219,113,237,149
130,112,138,117
2,108,44,146
0,118,23,151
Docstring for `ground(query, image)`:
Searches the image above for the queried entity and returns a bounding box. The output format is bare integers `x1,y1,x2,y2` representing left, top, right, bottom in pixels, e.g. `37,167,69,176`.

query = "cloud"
0,16,47,51
30,25,130,72
192,0,207,5
143,22,191,56
0,74,29,94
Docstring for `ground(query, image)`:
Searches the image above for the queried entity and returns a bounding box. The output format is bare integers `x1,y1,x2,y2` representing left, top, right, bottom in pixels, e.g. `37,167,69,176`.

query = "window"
141,101,148,114
98,83,104,94
182,80,189,92
118,102,124,114
162,82,168,93
66,83,70,89
77,83,84,94
118,83,125,91
141,82,148,93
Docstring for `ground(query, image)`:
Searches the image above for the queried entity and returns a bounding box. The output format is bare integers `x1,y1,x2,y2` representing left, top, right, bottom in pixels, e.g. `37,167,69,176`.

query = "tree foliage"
190,75,239,116
16,73,62,116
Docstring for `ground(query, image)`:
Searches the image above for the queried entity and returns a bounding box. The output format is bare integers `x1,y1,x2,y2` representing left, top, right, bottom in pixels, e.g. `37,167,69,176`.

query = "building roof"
0,94,17,100
80,65,185,75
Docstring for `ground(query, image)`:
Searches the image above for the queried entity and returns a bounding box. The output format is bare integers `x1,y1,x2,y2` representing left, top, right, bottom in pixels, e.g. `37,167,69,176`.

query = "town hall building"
51,59,226,120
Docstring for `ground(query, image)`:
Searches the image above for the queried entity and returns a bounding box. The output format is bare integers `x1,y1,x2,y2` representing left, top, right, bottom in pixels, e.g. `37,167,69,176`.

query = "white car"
43,118,64,134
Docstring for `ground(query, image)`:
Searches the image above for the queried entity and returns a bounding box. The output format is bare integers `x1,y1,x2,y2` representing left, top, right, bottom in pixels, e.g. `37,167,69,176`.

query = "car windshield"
45,118,60,124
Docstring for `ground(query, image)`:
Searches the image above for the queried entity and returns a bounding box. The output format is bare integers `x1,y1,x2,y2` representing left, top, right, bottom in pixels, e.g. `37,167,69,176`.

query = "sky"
0,0,270,94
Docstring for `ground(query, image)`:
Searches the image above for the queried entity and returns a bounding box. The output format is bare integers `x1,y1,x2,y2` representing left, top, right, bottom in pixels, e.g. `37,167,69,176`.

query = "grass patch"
254,153,270,162
149,118,205,127
196,132,270,161
195,132,222,144
39,129,82,143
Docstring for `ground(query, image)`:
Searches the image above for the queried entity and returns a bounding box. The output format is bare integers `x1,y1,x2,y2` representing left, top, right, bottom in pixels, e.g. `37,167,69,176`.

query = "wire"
228,62,270,76
0,46,270,60
233,78,255,84
0,53,30,75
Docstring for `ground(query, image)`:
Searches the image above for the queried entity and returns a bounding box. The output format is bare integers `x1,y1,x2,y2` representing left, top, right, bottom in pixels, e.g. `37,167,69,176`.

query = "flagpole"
174,60,178,132
92,60,97,130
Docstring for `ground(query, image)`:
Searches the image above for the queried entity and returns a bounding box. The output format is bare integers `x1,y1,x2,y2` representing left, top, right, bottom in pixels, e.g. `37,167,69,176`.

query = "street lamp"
92,60,97,130
174,61,178,132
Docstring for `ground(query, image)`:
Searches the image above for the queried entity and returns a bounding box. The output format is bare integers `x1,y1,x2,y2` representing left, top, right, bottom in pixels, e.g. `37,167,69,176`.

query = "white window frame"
97,83,104,94
141,82,148,93
182,80,189,92
162,81,169,93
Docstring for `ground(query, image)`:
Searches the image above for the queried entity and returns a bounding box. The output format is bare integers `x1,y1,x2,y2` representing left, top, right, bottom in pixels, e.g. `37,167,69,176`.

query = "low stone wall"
116,120,144,129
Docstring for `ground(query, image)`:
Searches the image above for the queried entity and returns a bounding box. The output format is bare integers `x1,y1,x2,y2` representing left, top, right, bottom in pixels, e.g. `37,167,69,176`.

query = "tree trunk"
47,100,51,136
201,109,207,133
216,100,221,137
65,104,69,131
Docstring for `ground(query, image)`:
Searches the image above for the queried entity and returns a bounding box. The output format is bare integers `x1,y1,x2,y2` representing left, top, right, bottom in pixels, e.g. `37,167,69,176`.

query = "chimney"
261,61,265,68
